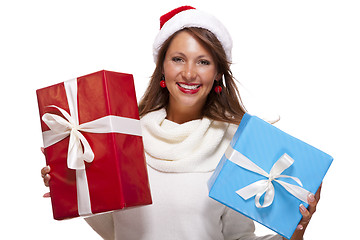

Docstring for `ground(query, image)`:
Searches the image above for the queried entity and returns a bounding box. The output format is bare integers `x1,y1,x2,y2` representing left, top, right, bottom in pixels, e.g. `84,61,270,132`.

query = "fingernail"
308,193,315,203
299,204,306,213
297,224,304,231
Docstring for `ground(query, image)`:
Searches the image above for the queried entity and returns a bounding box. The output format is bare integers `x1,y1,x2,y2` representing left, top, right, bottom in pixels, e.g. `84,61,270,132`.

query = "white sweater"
85,109,282,240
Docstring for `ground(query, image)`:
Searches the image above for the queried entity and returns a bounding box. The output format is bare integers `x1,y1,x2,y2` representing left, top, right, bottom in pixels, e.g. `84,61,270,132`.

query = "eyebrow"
170,52,211,59
171,52,186,57
197,55,209,59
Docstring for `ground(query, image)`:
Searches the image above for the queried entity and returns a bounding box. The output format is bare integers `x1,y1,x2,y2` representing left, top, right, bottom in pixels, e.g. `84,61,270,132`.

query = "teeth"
178,83,200,90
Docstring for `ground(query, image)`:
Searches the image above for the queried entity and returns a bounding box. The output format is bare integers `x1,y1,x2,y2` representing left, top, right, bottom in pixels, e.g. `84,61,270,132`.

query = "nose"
182,62,197,81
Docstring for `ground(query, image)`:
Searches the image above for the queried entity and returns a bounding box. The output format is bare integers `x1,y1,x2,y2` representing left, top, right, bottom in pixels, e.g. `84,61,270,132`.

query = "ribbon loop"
269,153,293,176
236,180,269,200
42,109,95,170
226,145,311,208
42,113,72,134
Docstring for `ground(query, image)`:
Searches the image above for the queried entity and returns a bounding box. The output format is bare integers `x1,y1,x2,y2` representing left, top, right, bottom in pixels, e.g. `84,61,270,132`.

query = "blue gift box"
208,113,333,239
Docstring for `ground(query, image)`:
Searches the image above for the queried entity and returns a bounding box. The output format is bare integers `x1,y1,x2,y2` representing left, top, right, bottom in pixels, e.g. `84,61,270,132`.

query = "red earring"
160,75,166,88
214,80,222,93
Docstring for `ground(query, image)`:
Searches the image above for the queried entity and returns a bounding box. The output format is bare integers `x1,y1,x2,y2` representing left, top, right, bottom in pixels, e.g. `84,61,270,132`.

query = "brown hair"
138,27,246,124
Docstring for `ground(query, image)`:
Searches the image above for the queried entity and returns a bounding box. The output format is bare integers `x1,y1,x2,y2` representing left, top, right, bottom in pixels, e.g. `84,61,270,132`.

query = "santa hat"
153,6,233,63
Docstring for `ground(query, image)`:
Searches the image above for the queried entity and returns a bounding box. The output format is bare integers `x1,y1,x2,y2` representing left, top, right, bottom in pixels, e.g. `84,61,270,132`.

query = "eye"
172,57,183,63
199,59,211,65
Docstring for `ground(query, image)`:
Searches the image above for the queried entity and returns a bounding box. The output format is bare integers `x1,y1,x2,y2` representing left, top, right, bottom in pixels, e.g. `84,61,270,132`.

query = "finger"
307,193,317,215
307,184,322,215
43,173,51,187
296,224,304,231
299,203,311,225
41,166,51,177
43,192,51,198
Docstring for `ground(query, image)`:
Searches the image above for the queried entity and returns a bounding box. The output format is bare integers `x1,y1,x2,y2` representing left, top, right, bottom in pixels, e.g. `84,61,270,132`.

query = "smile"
176,82,201,94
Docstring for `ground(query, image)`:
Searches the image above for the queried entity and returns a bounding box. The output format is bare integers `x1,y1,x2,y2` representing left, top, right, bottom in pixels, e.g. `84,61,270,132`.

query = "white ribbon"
225,146,311,208
41,78,142,216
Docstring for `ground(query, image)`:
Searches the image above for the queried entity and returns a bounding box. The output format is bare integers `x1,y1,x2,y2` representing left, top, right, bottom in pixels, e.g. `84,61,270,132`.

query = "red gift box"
37,70,152,220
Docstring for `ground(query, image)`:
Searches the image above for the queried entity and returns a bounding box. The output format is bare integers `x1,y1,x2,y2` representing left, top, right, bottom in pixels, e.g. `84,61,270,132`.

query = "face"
163,31,220,119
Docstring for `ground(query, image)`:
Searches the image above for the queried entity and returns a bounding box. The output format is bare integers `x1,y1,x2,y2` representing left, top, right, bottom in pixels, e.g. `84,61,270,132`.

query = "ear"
215,73,222,82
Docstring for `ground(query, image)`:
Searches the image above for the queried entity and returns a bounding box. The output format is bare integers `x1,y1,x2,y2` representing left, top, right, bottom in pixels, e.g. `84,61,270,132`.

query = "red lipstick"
176,82,201,94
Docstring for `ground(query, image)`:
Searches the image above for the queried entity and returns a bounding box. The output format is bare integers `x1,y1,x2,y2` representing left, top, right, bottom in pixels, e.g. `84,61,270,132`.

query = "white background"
1,0,359,239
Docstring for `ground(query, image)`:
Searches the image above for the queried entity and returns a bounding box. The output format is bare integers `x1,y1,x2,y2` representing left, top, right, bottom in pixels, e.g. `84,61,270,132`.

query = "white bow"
42,105,142,170
225,146,311,208
42,105,94,169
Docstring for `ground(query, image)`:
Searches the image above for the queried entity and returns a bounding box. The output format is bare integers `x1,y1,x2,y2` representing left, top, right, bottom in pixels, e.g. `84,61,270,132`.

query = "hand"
285,183,322,240
40,147,51,198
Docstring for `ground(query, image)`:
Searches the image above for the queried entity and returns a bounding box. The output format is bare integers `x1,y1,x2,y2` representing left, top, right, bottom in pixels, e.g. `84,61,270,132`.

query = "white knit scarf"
140,108,238,173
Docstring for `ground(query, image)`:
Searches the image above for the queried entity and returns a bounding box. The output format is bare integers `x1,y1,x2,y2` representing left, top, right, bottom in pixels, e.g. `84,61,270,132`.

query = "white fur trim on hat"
153,8,233,63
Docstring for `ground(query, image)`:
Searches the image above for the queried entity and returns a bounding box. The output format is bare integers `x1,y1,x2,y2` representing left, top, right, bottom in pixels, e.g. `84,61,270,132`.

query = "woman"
41,6,320,240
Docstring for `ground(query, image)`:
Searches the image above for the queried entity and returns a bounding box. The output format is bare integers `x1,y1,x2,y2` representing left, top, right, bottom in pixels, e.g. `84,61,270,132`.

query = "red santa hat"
153,6,233,63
